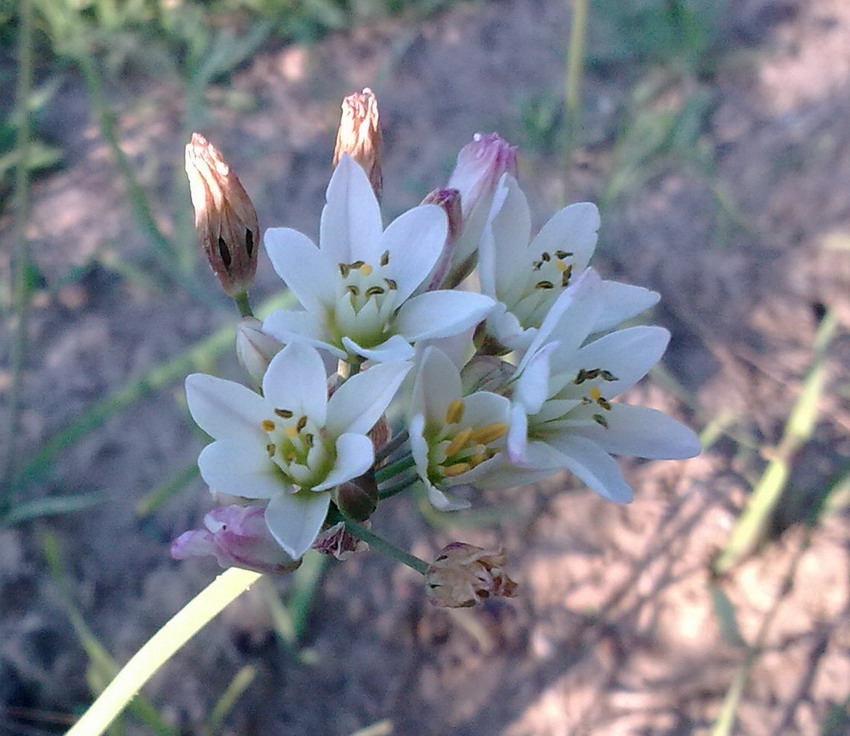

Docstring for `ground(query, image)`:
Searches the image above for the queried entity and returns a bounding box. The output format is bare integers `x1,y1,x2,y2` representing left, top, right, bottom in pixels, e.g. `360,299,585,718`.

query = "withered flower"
426,542,518,608
185,133,259,296
333,88,383,199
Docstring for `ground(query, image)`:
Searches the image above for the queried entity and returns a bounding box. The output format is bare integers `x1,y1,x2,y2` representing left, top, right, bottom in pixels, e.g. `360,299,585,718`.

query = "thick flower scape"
176,91,700,604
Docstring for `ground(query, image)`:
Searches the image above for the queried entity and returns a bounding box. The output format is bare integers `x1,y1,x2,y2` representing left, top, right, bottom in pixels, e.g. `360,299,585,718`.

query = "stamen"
274,408,293,418
470,422,508,445
600,370,618,381
384,278,397,290
592,414,609,428
296,415,308,432
365,286,385,297
441,462,472,477
350,260,365,270
555,261,569,272
380,250,390,266
560,265,572,287
266,443,276,457
338,263,351,278
444,428,474,458
358,263,373,276
555,250,572,259
261,419,276,431
541,252,551,262
468,453,487,466
597,398,612,410
304,432,314,447
445,399,465,424
346,285,360,296
284,425,299,438
589,386,602,401
535,280,555,290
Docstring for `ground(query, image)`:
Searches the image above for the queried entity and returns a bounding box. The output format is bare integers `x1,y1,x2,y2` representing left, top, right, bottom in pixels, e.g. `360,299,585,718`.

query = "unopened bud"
171,505,302,575
236,317,283,386
444,132,518,287
420,188,463,292
333,471,379,522
426,542,518,608
312,521,368,560
185,133,259,296
333,88,383,199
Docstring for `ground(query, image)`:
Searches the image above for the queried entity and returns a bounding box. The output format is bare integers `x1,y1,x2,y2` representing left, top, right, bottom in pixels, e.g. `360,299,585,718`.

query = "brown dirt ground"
3,0,850,734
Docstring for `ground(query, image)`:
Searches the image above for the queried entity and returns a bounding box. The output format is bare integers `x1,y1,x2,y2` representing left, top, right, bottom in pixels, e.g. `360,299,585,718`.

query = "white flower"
479,175,661,352
408,346,511,511
263,155,495,364
468,270,700,502
185,341,410,557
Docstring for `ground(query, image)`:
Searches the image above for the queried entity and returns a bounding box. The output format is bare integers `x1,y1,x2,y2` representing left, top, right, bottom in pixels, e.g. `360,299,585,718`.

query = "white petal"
529,202,600,273
410,346,461,424
264,228,337,313
320,155,383,264
263,309,345,358
198,439,287,499
491,176,532,306
426,485,472,512
521,269,602,372
326,361,411,436
547,434,633,503
262,342,328,426
506,403,529,464
396,290,494,341
313,433,374,491
485,303,530,352
383,204,447,302
460,391,511,428
514,342,556,414
573,325,670,395
409,413,430,480
455,445,561,489
591,280,660,333
341,334,415,363
573,404,701,459
265,490,331,558
186,374,268,441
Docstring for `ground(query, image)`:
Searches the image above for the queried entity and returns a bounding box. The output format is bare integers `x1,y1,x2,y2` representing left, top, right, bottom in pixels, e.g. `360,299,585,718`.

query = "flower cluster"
176,90,700,602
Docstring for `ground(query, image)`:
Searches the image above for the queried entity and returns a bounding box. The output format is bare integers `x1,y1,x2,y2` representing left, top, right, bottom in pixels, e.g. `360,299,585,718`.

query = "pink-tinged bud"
236,317,283,386
185,133,260,296
369,415,391,456
170,505,301,575
420,188,463,291
443,132,518,288
426,542,518,608
333,88,383,200
312,521,368,560
333,471,378,522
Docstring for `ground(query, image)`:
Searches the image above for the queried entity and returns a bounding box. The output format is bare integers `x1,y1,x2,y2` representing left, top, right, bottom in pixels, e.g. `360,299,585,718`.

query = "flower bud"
312,521,368,560
426,542,518,608
333,88,383,200
185,133,260,296
170,505,302,575
443,132,518,288
333,471,379,522
236,317,283,386
420,188,463,292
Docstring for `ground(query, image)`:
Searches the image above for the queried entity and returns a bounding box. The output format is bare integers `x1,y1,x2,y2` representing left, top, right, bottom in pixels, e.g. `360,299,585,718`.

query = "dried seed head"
426,542,518,608
333,88,383,199
185,133,259,296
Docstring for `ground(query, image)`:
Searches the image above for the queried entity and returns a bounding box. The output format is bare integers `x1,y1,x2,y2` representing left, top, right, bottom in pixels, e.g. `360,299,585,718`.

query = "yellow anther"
590,386,602,400
555,260,569,272
468,453,487,466
284,425,299,438
445,399,465,424
261,419,276,432
469,422,508,445
441,462,472,477
358,263,374,277
444,427,473,458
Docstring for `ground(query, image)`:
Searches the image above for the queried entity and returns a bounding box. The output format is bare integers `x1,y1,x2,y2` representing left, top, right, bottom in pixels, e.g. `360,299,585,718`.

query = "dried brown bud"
312,521,368,561
333,88,383,199
185,133,259,296
333,471,379,522
426,542,518,608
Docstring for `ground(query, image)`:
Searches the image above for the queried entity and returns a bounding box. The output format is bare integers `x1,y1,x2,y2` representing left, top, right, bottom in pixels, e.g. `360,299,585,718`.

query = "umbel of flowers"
174,88,700,607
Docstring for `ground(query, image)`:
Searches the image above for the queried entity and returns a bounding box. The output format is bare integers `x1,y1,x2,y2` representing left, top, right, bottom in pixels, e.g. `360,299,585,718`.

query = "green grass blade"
203,665,257,736
2,491,107,525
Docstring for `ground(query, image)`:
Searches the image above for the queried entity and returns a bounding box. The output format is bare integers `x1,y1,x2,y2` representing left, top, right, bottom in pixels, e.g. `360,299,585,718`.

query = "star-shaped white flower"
263,155,495,364
186,341,410,557
479,175,661,352
408,346,510,511
466,270,700,502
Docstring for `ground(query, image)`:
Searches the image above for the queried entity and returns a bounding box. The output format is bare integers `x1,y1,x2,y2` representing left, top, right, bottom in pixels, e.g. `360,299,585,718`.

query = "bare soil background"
2,0,850,734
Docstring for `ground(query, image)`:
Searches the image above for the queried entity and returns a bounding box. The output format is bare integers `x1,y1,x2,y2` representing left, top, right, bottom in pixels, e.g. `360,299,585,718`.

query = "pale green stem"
232,291,253,318
66,568,261,736
375,454,416,483
563,0,589,183
343,518,429,575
